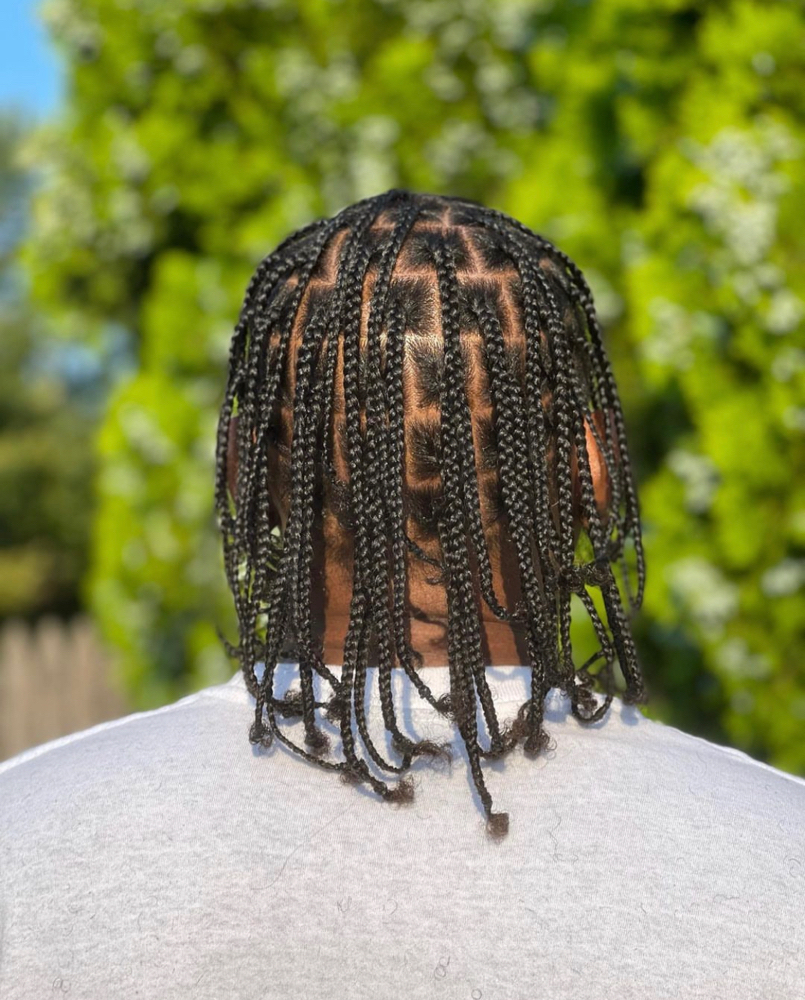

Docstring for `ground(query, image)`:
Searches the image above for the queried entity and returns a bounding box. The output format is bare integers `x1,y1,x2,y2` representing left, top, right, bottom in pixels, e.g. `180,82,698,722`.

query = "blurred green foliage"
0,114,96,620
20,0,805,769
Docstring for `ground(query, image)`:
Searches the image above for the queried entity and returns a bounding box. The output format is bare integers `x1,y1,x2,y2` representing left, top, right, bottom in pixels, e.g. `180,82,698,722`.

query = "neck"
319,612,531,668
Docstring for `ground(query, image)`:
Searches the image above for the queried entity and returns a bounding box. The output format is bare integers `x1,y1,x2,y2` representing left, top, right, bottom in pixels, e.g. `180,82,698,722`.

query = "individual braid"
217,241,332,699
470,285,558,754
382,299,454,718
433,257,517,761
479,221,571,738
476,204,645,616
313,191,419,798
478,214,645,713
431,241,510,837
362,201,453,763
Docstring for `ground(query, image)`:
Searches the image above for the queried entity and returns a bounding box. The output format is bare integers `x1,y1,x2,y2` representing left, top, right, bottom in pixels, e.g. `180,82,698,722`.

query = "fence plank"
0,621,33,757
0,617,129,763
33,618,64,748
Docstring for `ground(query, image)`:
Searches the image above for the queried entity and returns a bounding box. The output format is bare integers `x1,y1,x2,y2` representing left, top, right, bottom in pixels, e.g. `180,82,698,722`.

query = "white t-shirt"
1,662,804,999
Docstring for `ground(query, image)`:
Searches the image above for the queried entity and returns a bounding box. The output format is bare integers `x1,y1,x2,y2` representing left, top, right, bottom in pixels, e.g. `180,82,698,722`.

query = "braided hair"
214,189,648,839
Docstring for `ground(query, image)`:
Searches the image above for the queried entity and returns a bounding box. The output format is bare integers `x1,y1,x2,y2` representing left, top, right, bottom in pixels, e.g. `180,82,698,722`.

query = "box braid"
473,215,647,712
479,207,645,613
215,188,648,839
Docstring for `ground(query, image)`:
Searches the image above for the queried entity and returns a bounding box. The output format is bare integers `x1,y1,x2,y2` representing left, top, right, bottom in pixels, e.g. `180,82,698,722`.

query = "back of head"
215,189,647,838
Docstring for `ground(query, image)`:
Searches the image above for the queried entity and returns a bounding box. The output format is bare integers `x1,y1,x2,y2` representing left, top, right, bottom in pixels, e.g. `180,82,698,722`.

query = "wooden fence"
0,616,129,763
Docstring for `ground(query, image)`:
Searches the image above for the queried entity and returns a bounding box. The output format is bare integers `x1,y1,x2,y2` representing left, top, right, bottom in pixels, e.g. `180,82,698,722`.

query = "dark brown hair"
215,189,647,838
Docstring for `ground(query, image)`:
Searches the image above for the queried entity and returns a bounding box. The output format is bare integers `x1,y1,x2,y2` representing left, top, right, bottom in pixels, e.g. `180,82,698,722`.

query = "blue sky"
0,0,63,119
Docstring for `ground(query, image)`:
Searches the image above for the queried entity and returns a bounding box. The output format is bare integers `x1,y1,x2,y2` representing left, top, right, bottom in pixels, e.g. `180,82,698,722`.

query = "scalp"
260,197,591,576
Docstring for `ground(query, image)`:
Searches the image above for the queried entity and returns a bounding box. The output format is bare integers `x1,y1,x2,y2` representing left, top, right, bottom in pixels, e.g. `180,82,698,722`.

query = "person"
1,189,803,999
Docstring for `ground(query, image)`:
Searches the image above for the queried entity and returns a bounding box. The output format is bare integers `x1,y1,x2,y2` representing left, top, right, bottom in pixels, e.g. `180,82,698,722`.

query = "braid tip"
385,776,416,805
486,811,509,840
414,738,454,764
339,762,366,787
276,689,305,718
435,693,453,718
304,727,331,756
324,693,348,723
249,719,273,749
523,726,552,758
623,684,649,707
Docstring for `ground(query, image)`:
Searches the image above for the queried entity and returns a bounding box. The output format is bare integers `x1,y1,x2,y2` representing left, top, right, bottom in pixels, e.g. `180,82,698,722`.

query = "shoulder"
634,708,805,794
607,696,805,790
0,680,248,824
532,691,805,829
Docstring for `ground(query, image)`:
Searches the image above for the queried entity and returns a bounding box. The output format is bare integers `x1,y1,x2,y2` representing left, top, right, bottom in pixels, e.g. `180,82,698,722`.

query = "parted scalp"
254,197,594,561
